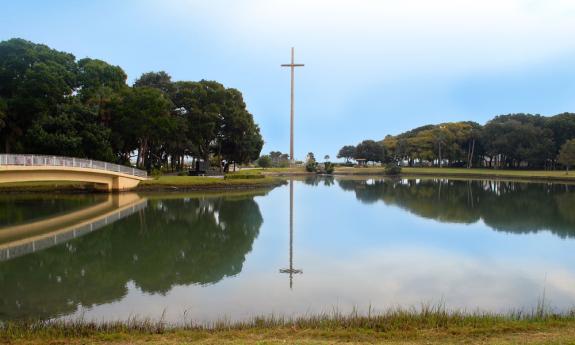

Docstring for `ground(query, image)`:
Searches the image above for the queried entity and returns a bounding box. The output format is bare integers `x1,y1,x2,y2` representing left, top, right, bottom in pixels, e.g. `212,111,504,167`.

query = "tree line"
0,38,263,172
338,113,575,169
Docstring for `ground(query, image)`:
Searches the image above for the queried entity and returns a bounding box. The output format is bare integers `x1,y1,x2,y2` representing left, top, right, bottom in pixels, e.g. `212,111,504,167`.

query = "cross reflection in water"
279,179,302,289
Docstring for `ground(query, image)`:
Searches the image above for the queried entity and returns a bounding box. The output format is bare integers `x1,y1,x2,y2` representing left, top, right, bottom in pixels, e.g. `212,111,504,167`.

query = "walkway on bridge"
0,154,147,191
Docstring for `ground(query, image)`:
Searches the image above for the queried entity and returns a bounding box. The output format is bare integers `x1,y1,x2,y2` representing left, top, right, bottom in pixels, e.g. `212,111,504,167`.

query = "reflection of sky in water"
68,180,575,323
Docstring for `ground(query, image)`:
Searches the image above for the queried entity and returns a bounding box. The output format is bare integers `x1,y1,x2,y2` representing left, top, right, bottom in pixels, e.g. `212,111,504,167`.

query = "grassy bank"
254,166,575,183
3,307,575,344
136,175,286,192
3,167,575,193
0,174,286,193
334,166,575,183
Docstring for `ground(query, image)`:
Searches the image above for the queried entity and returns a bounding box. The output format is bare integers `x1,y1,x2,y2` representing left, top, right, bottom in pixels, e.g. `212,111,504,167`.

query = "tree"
269,151,289,167
77,58,127,123
305,152,317,172
337,145,356,163
324,155,330,161
134,71,173,94
219,88,263,168
306,152,315,162
0,38,78,153
257,155,272,168
0,38,267,172
558,139,575,174
482,115,554,168
0,97,6,131
354,140,386,164
545,113,575,163
25,102,114,161
109,87,174,170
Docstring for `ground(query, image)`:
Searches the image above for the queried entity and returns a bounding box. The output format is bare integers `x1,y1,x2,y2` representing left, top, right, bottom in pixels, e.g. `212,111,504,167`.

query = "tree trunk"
468,139,475,168
438,142,443,168
136,144,142,168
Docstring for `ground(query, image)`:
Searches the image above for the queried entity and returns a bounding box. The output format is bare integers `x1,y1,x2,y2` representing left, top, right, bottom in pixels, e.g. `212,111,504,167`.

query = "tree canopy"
558,139,575,173
0,38,264,171
342,113,575,169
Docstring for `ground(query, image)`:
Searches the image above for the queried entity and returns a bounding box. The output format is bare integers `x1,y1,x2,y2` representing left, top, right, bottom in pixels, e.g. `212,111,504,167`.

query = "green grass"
3,306,575,344
231,167,309,175
247,166,575,182
0,174,287,192
138,175,285,190
334,166,575,181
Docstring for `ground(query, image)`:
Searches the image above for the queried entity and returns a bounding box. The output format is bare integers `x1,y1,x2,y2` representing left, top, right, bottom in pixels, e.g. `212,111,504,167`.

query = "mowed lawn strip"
137,175,286,190
331,166,575,181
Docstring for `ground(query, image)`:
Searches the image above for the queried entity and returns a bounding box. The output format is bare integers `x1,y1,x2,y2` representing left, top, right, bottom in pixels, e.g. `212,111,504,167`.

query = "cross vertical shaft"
281,47,304,164
290,48,295,165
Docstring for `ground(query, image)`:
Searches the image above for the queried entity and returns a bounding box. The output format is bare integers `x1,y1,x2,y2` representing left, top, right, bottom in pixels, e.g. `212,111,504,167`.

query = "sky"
2,0,575,160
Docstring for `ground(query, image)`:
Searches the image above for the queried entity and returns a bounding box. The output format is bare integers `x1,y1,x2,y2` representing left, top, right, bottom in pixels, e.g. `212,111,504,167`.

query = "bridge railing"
0,154,147,178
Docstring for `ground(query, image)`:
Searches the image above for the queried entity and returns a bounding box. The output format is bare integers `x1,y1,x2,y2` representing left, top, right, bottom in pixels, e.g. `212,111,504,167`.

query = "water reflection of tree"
0,196,263,320
302,176,335,186
337,178,575,238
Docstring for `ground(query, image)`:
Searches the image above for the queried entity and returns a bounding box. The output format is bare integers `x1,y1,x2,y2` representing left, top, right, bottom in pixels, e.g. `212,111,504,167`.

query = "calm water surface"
1,177,575,323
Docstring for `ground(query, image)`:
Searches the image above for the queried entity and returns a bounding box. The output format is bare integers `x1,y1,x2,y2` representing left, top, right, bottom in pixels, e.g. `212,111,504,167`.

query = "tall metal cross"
281,47,304,164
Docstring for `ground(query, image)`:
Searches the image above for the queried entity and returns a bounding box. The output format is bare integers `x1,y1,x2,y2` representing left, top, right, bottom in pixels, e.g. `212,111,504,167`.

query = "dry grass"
3,306,575,344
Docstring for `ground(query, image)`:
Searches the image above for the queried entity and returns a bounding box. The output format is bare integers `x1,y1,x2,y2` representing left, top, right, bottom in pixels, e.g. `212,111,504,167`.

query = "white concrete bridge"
0,154,147,191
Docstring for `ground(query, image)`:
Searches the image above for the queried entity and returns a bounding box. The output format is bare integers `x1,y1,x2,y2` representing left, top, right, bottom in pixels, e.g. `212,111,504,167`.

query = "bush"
257,155,272,168
305,161,318,172
151,168,162,178
324,162,335,174
385,163,402,176
224,173,265,180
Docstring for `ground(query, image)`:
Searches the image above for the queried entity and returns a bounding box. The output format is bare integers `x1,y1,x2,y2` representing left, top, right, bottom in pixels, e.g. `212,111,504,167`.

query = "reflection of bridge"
0,193,147,261
0,154,147,191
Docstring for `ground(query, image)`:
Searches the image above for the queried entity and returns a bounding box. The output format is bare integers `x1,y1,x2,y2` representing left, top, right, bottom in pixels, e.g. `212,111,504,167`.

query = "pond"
1,177,575,323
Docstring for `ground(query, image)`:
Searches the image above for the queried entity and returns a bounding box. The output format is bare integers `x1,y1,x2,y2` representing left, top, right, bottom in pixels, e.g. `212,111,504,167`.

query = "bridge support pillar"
111,176,141,192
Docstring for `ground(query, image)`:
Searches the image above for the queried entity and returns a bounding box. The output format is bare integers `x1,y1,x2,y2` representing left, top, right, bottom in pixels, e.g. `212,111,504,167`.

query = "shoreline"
2,167,575,193
3,308,575,344
264,167,575,184
0,176,287,194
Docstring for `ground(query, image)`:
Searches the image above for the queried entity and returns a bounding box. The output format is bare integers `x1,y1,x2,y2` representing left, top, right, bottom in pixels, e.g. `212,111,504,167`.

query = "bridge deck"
0,154,147,178
0,154,148,191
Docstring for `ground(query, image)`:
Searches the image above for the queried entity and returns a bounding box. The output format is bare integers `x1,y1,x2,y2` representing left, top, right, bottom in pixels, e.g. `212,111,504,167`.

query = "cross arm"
281,64,305,67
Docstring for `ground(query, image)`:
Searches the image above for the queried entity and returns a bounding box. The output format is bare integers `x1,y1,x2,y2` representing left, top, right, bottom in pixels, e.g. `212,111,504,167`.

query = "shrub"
151,168,162,178
257,155,272,168
385,163,402,176
305,161,318,172
324,162,335,174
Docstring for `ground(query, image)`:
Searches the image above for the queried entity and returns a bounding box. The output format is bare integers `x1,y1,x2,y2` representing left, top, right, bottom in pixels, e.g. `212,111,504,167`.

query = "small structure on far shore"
355,158,367,167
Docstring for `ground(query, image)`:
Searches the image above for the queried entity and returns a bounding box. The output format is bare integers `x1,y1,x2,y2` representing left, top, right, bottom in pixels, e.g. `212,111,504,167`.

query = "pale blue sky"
2,0,575,160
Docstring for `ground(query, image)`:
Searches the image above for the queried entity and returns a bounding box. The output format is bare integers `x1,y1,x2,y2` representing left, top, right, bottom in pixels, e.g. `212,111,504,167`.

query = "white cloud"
155,0,575,79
